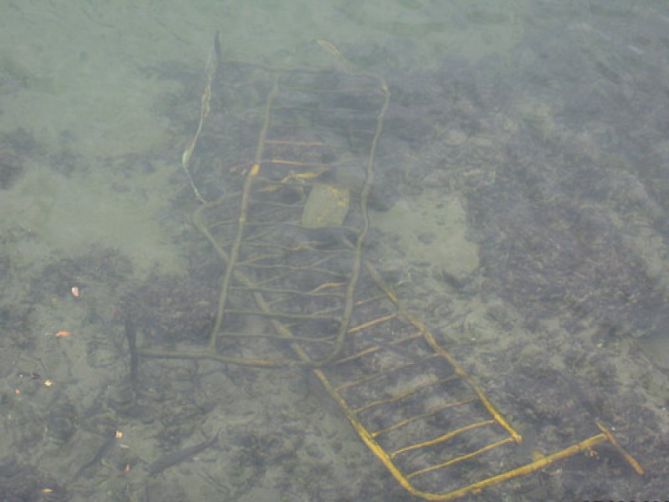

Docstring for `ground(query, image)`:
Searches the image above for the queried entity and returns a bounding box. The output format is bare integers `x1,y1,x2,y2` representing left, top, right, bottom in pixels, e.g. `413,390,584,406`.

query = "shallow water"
0,1,667,500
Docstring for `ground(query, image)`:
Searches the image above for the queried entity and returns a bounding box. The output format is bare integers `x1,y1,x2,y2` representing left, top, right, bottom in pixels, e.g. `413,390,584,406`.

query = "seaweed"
0,456,66,501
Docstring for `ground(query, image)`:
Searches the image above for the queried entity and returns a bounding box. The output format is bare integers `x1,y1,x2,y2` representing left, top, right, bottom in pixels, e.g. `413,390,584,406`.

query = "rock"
301,183,350,229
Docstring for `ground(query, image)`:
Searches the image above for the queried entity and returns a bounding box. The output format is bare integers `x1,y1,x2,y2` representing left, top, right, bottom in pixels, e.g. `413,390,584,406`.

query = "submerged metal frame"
138,34,644,500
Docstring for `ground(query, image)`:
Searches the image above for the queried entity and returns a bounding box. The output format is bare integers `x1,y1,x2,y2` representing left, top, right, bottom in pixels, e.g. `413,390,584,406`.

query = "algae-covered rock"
301,183,350,229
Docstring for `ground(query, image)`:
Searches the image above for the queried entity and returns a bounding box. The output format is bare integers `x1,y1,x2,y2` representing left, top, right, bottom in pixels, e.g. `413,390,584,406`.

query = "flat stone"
301,183,350,228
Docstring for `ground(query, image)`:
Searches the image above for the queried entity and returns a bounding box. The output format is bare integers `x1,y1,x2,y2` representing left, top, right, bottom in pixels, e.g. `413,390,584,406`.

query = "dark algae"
70,430,118,482
147,433,219,476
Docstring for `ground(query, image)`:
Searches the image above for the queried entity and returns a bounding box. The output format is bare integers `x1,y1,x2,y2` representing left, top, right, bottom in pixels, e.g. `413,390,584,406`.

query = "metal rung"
371,398,480,438
336,354,440,392
347,312,397,334
352,375,460,414
406,438,516,479
390,419,497,458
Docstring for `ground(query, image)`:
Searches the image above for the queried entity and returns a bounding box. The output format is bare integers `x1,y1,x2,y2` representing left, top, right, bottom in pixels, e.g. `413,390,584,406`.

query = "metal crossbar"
137,35,644,500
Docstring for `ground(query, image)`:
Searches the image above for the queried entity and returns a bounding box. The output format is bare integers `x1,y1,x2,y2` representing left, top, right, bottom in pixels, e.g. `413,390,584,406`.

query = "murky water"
0,1,667,500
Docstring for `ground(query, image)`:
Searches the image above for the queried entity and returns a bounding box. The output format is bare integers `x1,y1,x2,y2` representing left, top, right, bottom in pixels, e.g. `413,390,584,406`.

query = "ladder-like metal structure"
137,36,644,500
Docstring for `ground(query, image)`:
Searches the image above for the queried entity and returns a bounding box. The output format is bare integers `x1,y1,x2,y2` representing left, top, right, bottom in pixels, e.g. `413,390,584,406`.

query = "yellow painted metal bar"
595,420,644,475
371,397,479,438
312,367,418,496
408,427,641,501
333,337,435,372
315,361,643,501
407,437,516,479
364,261,524,444
353,375,458,414
332,346,380,365
353,293,387,307
336,355,437,392
346,313,397,334
267,159,331,168
390,419,496,458
309,281,346,293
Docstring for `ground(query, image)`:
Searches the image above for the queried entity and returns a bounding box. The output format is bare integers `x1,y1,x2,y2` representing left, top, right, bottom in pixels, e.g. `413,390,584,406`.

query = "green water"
0,1,667,500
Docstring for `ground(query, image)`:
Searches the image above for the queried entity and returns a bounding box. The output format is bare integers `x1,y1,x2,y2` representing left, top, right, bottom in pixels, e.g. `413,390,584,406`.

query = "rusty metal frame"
138,34,644,500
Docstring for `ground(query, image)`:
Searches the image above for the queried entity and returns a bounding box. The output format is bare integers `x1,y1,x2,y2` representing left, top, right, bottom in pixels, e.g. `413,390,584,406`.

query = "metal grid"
137,36,644,500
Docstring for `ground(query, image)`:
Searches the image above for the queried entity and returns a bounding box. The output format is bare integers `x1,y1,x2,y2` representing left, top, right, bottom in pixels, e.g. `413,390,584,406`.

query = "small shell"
70,286,81,298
